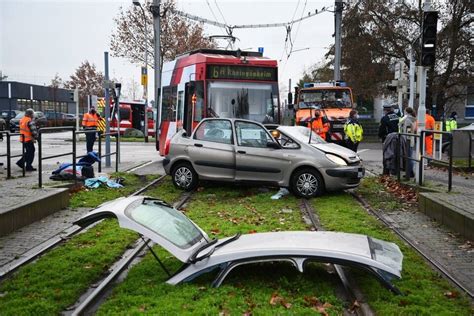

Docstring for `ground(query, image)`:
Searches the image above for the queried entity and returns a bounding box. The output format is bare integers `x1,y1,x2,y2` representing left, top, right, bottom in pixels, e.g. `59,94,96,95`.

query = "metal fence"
396,130,454,192
0,132,26,179
2,127,120,187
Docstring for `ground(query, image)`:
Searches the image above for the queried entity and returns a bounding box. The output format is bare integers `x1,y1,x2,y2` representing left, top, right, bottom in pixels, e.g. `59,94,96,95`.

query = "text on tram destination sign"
207,65,277,81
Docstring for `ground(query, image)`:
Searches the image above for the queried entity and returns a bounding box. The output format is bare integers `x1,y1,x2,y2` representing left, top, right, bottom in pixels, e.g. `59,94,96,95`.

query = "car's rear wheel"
290,168,324,198
171,162,198,191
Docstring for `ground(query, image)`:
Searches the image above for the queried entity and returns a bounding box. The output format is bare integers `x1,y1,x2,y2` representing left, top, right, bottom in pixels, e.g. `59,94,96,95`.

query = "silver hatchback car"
163,118,364,198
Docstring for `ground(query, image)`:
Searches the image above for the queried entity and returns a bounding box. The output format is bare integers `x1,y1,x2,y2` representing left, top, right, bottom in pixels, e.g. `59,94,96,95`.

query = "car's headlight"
326,153,347,166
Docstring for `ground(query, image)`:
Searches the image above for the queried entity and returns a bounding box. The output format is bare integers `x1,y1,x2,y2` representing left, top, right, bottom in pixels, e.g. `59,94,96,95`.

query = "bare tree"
49,73,64,88
110,0,215,71
123,78,141,100
302,0,472,116
64,61,105,100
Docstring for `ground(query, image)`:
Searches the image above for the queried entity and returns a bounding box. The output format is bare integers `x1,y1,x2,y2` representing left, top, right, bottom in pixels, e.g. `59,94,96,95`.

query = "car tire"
290,168,324,198
171,162,198,191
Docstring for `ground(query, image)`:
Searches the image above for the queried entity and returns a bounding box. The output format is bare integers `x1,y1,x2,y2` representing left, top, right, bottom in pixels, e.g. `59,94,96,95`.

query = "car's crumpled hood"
311,143,360,162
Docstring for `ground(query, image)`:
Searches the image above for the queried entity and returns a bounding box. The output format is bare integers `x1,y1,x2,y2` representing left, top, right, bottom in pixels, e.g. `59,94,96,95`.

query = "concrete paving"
0,134,160,267
358,142,473,295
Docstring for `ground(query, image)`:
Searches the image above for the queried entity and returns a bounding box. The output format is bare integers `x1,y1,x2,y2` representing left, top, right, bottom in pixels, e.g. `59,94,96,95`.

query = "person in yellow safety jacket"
310,110,329,140
446,111,458,132
16,108,38,171
344,109,363,152
82,107,101,153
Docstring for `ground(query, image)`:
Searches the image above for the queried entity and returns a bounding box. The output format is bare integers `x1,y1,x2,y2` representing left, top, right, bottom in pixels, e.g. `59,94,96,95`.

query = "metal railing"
98,131,119,173
396,130,454,192
420,130,454,192
75,130,119,173
38,126,76,188
0,131,26,179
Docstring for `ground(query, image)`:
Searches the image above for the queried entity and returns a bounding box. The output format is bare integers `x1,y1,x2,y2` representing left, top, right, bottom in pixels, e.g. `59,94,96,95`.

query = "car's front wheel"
171,162,198,191
290,168,324,198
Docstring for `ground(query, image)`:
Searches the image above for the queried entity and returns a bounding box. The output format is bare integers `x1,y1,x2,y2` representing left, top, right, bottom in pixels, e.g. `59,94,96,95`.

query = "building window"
465,86,474,120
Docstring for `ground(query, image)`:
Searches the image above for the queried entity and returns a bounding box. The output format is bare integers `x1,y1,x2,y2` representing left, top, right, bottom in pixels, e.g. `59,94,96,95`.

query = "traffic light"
69,90,75,101
421,11,438,66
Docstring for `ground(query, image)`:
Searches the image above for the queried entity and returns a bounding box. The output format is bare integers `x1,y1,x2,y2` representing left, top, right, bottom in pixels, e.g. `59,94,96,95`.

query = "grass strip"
0,174,176,315
312,177,472,315
98,184,347,315
0,220,137,315
69,172,157,209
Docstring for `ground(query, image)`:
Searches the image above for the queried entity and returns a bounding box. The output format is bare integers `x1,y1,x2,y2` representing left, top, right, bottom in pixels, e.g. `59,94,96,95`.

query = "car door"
187,119,235,180
234,121,291,183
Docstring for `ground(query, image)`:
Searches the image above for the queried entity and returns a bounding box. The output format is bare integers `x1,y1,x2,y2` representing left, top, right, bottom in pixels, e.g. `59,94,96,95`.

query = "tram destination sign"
207,65,277,81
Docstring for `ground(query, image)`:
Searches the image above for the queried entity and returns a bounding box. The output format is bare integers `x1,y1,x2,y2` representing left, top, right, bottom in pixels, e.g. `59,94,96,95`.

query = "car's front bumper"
324,166,365,189
162,158,171,175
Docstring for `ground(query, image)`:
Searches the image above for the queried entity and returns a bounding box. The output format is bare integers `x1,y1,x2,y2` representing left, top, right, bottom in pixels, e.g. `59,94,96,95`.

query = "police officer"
446,111,458,132
378,104,399,143
82,107,101,153
16,108,38,171
344,109,363,152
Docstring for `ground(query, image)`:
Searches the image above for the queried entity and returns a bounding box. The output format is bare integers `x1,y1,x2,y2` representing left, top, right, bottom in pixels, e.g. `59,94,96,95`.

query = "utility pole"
151,0,162,144
133,0,149,143
334,0,343,82
408,48,416,108
104,52,111,168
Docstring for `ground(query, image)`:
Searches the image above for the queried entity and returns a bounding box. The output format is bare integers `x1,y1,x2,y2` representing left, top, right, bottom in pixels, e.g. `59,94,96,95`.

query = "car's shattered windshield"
125,199,205,249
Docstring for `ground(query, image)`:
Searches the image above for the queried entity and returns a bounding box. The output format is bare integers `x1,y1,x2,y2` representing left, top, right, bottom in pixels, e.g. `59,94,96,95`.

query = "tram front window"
207,82,275,123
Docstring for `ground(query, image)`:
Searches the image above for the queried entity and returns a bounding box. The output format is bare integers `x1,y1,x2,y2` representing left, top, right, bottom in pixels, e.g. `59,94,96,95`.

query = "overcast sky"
0,0,335,100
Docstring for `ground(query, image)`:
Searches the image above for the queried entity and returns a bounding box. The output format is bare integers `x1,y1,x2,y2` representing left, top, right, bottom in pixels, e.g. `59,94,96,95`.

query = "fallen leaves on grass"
210,229,220,235
304,296,333,315
269,292,292,309
444,291,459,298
379,176,418,204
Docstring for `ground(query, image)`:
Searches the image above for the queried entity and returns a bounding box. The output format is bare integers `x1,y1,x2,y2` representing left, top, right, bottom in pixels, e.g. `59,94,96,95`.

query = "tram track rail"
299,199,374,316
67,191,194,315
350,191,474,299
0,174,167,280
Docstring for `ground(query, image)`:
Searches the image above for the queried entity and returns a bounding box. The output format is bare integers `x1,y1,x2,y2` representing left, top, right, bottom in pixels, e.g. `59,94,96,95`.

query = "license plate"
357,169,365,178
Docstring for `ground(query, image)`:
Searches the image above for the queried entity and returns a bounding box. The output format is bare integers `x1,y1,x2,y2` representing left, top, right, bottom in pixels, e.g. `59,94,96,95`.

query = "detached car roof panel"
74,196,403,293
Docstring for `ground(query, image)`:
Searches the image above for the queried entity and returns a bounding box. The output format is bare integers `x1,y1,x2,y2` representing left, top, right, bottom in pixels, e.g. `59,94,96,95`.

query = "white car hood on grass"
75,196,403,293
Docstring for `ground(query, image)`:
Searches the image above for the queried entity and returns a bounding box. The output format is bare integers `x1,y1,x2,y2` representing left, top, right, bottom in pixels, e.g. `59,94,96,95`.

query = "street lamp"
133,0,149,142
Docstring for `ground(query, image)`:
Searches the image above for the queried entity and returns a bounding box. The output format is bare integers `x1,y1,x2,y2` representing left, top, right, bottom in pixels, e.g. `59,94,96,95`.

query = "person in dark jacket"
378,104,399,143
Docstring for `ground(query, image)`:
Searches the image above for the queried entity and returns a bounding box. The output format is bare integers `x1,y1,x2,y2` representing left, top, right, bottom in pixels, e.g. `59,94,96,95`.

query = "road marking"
357,149,369,154
126,160,153,172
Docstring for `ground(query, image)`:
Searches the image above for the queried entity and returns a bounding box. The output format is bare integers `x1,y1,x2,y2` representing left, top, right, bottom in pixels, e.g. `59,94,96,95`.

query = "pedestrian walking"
16,108,38,171
82,107,101,153
378,104,399,143
446,111,458,132
344,109,363,152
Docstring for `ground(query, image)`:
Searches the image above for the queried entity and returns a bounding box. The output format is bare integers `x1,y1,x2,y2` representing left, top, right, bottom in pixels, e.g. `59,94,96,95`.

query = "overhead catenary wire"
172,6,331,32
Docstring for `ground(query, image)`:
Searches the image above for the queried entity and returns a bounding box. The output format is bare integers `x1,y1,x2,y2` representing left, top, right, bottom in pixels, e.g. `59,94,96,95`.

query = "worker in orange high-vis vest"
425,110,435,157
16,108,38,171
310,110,329,140
82,107,101,153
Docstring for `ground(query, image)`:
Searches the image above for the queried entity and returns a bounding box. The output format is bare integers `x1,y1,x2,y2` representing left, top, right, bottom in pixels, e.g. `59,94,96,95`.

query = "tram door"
184,82,195,136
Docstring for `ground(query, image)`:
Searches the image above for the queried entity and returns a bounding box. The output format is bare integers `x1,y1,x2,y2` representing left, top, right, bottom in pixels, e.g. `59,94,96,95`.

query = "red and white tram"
157,49,280,155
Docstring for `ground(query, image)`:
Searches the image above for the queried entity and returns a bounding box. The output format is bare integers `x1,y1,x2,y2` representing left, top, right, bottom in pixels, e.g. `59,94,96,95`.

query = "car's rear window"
125,199,204,249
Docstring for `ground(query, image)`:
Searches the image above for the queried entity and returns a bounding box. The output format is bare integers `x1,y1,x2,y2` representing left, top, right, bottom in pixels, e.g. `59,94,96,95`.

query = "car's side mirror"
266,141,280,149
